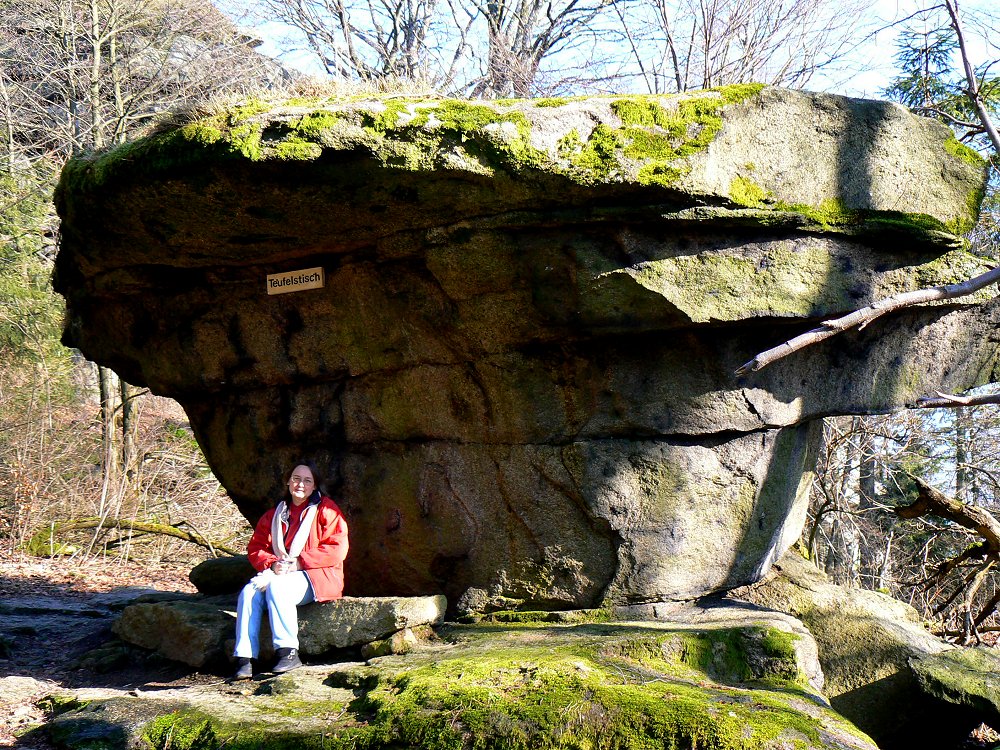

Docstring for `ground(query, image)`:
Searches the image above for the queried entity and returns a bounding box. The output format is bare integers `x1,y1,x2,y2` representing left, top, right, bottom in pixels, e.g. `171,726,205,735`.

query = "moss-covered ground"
43,620,876,750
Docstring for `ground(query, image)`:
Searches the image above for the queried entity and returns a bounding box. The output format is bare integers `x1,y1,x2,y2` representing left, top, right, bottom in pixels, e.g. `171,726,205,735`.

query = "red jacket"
247,496,349,602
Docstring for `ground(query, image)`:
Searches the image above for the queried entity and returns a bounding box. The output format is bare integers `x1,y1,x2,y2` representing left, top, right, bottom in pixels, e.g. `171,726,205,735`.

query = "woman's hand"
271,560,295,575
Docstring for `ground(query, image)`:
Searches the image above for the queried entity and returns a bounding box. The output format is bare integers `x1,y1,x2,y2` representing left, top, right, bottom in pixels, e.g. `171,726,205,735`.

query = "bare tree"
237,0,627,96
242,0,466,84
463,0,622,98
1,0,278,554
613,0,877,94
1,0,279,161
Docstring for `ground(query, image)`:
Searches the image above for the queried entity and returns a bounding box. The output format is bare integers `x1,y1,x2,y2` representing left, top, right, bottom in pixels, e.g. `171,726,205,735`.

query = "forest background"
2,0,999,642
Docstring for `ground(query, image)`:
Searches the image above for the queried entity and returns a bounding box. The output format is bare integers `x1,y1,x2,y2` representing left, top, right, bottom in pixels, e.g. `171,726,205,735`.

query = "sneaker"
272,648,302,674
232,658,253,680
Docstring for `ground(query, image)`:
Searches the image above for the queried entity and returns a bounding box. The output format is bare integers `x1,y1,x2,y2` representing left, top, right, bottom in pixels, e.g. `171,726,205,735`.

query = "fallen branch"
25,517,241,557
896,477,1000,550
962,560,994,644
895,477,1000,639
926,541,989,586
736,265,1000,376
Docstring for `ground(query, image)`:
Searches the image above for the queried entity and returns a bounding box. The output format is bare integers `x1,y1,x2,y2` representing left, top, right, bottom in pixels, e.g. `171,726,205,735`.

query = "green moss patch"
623,241,848,322
58,87,770,201
592,85,765,188
729,175,771,207
118,622,873,750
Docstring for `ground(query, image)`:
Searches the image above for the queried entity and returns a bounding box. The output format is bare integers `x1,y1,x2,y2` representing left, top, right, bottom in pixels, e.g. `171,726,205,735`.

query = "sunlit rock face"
54,86,997,611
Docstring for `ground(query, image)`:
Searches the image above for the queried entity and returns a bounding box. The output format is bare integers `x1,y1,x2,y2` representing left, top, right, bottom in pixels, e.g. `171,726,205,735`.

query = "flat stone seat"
298,595,446,653
112,594,447,667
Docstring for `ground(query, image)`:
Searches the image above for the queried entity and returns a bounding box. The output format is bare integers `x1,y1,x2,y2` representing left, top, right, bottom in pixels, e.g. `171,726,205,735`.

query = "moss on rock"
48,621,877,750
59,89,770,195
910,646,1000,725
728,551,954,745
57,86,984,251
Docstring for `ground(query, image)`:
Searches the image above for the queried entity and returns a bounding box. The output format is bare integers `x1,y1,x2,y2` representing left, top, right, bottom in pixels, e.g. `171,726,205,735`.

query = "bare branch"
945,0,1000,155
736,264,1000,376
915,392,1000,408
895,477,1000,551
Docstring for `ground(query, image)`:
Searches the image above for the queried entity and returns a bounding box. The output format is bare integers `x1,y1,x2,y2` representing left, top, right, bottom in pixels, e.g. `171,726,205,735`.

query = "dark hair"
282,459,325,505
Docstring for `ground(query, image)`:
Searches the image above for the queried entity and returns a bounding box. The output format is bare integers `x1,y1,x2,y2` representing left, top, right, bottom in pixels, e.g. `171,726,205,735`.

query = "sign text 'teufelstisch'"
266,267,325,295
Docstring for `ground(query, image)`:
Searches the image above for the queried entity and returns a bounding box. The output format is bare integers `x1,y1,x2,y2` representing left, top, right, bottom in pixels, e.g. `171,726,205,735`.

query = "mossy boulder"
910,646,1000,731
54,89,998,610
45,619,879,750
727,551,984,747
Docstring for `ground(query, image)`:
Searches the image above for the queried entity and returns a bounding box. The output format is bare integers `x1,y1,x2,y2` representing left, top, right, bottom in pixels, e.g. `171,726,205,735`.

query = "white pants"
233,570,314,659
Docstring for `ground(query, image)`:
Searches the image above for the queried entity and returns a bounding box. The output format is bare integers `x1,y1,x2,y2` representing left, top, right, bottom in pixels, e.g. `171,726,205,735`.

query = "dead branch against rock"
915,392,1000,409
26,518,241,558
736,265,1000,376
895,477,1000,642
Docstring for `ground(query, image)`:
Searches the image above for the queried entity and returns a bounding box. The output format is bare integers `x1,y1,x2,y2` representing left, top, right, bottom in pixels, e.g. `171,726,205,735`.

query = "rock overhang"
53,86,998,610
55,86,985,267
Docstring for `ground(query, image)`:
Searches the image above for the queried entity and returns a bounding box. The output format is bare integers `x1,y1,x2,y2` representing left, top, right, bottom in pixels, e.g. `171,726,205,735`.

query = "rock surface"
910,647,1000,731
300,595,446,652
54,88,997,609
615,597,827,696
112,596,237,668
727,551,973,747
43,617,881,750
188,556,256,595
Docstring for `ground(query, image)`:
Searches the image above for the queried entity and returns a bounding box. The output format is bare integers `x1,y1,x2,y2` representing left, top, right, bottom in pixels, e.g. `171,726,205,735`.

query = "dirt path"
0,555,199,748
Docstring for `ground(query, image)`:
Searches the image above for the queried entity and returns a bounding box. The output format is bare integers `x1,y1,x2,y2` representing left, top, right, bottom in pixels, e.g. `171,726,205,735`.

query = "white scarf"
250,500,319,591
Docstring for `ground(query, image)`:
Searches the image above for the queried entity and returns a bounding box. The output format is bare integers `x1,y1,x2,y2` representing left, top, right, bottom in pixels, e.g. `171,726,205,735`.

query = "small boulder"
360,627,421,659
112,597,235,668
189,556,256,595
299,595,446,653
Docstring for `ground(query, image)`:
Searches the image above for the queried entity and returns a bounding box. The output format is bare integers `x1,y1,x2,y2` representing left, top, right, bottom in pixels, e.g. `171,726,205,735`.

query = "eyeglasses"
289,475,314,486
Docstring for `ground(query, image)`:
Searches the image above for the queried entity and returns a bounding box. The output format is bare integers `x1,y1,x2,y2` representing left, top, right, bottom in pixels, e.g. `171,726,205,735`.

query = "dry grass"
1,364,252,568
148,72,445,133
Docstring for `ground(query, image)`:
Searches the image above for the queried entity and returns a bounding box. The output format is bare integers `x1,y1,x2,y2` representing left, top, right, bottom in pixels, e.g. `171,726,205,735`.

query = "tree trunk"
120,380,140,477
955,406,970,503
98,364,119,484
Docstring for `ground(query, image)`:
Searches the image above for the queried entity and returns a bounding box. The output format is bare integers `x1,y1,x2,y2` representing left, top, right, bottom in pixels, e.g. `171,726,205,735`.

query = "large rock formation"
54,86,997,610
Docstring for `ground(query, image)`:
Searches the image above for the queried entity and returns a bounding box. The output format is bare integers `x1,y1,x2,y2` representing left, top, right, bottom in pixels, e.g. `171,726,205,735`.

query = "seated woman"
232,459,349,679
